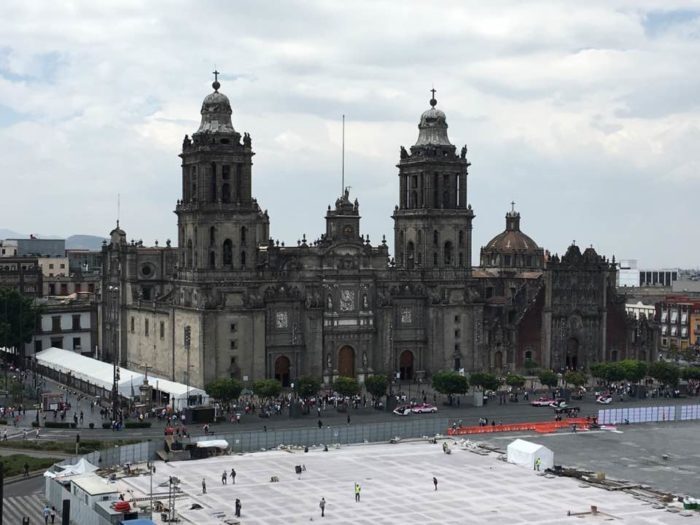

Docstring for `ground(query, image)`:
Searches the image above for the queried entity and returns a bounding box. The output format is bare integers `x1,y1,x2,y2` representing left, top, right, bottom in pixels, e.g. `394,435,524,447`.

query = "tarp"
36,347,208,408
506,439,554,470
44,458,98,479
196,439,229,449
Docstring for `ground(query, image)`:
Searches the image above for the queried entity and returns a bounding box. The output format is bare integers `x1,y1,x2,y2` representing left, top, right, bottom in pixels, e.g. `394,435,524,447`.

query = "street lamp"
108,285,120,423
184,326,191,408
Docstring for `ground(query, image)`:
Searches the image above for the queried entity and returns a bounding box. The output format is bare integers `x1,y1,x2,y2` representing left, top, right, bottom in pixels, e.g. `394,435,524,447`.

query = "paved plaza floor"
120,438,694,524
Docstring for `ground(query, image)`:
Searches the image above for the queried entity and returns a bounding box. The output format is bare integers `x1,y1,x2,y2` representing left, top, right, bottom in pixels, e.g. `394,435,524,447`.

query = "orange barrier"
446,418,590,436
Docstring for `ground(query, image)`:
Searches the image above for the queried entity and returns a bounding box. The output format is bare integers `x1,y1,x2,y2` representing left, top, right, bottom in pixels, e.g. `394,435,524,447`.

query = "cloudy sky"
1,1,699,267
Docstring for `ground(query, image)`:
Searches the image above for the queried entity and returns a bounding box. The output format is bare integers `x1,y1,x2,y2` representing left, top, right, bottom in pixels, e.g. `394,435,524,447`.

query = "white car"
393,406,412,416
596,395,613,405
411,403,438,414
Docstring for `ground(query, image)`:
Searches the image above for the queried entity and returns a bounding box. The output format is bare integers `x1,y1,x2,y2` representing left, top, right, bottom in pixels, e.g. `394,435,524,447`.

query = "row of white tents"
35,347,208,410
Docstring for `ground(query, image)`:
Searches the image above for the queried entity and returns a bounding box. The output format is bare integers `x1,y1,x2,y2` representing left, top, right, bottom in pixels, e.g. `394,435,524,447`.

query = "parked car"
530,396,555,407
411,403,438,414
393,405,412,416
548,399,567,408
596,395,613,405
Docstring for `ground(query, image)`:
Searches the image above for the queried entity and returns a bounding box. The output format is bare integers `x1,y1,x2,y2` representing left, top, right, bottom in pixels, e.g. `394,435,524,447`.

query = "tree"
538,370,558,390
294,376,321,399
648,361,680,388
0,289,41,359
469,372,501,392
253,379,282,399
563,371,587,388
505,374,526,389
364,375,388,400
589,363,608,381
681,367,700,380
604,363,626,383
204,378,243,408
333,376,360,398
523,359,539,374
432,371,468,404
619,359,647,384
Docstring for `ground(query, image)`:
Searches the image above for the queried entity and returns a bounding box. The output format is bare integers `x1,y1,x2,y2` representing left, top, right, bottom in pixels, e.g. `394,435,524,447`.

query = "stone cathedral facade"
99,78,657,389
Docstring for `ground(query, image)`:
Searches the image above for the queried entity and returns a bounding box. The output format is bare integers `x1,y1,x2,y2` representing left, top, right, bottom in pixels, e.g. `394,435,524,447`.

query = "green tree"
648,361,680,388
253,379,282,399
681,367,700,380
538,370,558,390
505,374,526,389
469,372,501,392
589,363,608,381
523,359,539,374
364,375,388,400
619,359,648,384
204,378,243,409
605,363,626,383
432,371,469,404
0,289,41,359
563,371,587,388
294,376,321,399
333,376,360,398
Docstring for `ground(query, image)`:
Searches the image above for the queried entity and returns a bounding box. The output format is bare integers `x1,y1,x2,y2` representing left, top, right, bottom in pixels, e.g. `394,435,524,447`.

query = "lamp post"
108,285,120,423
184,326,191,408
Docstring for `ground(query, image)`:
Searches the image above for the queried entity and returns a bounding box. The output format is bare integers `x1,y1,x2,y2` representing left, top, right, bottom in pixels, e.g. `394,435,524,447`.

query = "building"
0,256,43,297
617,259,639,287
10,238,65,258
626,301,656,320
37,257,70,277
640,268,678,287
29,294,99,356
99,78,655,388
0,239,18,257
655,296,697,350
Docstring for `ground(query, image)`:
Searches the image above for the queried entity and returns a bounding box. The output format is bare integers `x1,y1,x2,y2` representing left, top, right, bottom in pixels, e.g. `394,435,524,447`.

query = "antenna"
117,193,121,227
341,114,345,196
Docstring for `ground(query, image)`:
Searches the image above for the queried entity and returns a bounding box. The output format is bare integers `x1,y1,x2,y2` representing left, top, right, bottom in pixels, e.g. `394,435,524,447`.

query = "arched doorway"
399,350,414,380
338,346,355,377
274,355,291,387
494,350,503,370
566,337,579,370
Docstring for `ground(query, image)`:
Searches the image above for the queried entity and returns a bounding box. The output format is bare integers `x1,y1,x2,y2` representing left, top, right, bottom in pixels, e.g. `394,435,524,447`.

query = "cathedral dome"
196,77,235,135
414,92,452,147
480,205,544,270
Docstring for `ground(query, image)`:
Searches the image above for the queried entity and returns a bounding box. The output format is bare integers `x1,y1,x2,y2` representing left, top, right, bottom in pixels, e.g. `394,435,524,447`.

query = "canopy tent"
35,347,208,408
506,439,554,470
36,347,145,398
44,458,98,479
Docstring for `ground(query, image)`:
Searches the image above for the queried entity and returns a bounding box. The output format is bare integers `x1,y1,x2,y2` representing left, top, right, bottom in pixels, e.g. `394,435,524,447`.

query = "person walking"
230,468,236,484
24,462,30,477
43,504,50,524
534,457,542,471
50,506,57,524
202,478,207,494
433,476,438,491
221,470,227,485
319,497,326,517
354,482,361,502
318,419,323,429
347,414,351,425
235,498,242,517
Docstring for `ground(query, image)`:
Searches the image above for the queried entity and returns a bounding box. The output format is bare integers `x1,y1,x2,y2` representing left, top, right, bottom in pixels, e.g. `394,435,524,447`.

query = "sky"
1,1,700,267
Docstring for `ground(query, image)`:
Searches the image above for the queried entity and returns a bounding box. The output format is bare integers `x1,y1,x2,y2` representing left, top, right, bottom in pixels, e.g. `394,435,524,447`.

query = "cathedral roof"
414,91,452,147
484,207,541,255
196,75,235,135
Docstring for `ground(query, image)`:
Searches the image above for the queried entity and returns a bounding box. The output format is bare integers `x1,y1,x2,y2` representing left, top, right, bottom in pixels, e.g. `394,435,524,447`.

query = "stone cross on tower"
511,201,515,212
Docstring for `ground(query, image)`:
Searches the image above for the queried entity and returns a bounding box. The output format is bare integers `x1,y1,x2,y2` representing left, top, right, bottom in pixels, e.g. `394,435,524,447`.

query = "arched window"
209,251,216,268
458,230,464,247
187,239,193,268
433,230,439,246
241,226,247,243
209,226,215,245
444,241,453,265
223,239,233,266
459,252,464,266
433,252,438,266
221,183,231,203
417,230,422,246
210,162,217,202
406,241,415,269
411,191,418,208
240,251,246,268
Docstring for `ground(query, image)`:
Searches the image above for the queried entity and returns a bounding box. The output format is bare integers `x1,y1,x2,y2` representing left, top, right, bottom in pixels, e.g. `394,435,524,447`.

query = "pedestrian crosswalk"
2,495,55,524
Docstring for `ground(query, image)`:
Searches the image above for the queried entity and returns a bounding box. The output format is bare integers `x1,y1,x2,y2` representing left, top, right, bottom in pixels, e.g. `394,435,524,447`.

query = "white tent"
151,376,208,411
44,458,98,479
506,439,554,470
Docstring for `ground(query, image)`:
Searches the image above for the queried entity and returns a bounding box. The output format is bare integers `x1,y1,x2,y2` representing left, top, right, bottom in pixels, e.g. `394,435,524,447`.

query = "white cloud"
0,1,699,266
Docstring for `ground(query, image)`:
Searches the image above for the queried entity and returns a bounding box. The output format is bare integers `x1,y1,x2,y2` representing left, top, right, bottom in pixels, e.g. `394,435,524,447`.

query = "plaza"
116,436,694,524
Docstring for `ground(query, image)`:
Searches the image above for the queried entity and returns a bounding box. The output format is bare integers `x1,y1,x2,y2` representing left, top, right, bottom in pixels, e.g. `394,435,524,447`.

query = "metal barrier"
597,403,700,425
446,418,590,436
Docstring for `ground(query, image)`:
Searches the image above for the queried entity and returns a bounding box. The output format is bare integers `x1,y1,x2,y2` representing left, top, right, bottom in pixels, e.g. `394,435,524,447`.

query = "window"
459,253,463,266
142,287,152,300
130,317,135,333
72,315,81,330
52,316,61,332
230,323,237,332
160,321,165,339
458,231,464,246
49,283,56,295
433,252,438,266
145,319,149,336
504,255,511,266
222,165,230,180
230,339,238,350
75,283,81,293
525,350,533,360
72,337,81,350
223,239,233,265
60,263,65,269
35,340,42,353
433,230,439,245
241,226,247,243
60,284,68,295
88,283,95,293
455,329,461,338
443,242,453,265
454,315,460,323
50,337,63,349
241,251,246,268
49,263,54,269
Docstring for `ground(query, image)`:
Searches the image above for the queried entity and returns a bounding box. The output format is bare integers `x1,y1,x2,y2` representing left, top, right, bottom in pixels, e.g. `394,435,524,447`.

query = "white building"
618,259,639,287
626,301,656,320
38,256,70,277
28,297,97,356
0,239,18,257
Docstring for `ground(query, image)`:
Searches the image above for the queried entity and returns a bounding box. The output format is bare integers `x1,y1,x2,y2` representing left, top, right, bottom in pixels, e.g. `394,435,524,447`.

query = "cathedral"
99,77,656,389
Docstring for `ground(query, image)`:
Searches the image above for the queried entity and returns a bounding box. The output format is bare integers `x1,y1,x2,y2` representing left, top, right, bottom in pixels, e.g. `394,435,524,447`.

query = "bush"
124,421,152,429
44,421,76,429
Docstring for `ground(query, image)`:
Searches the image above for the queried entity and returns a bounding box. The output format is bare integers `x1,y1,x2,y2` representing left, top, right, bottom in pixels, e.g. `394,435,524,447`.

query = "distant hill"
1,229,107,251
66,235,108,251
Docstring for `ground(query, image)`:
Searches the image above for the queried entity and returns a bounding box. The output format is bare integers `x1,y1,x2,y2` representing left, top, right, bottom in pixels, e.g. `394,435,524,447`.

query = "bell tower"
392,90,474,271
175,72,269,273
